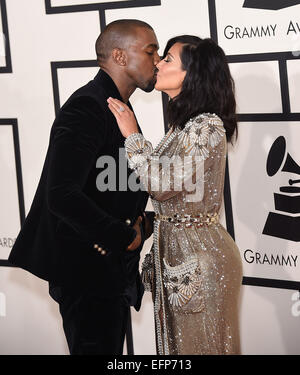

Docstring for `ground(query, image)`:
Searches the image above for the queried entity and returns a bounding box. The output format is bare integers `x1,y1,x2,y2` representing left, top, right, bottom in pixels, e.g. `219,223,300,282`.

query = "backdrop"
0,0,300,355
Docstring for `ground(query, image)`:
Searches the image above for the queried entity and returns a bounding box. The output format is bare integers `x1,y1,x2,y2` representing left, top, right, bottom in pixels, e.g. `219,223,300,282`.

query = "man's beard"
141,71,158,93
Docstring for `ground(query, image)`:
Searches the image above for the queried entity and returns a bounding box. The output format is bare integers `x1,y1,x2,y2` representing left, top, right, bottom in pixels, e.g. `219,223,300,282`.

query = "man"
8,19,160,355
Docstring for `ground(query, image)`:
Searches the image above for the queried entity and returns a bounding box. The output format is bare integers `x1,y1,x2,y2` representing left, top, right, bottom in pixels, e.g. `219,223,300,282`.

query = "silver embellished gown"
124,113,243,355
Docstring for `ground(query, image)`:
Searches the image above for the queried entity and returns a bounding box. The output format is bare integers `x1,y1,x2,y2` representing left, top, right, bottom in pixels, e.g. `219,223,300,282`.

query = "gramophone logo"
263,136,300,242
243,0,300,10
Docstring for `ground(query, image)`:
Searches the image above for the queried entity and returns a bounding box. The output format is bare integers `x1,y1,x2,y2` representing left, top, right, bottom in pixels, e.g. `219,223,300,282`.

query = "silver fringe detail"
152,200,170,355
163,255,202,309
124,133,153,169
177,113,225,158
141,251,154,292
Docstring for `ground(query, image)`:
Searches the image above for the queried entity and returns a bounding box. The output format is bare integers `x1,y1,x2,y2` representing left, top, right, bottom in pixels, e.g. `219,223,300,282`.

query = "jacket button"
94,244,99,249
100,249,106,255
125,219,131,225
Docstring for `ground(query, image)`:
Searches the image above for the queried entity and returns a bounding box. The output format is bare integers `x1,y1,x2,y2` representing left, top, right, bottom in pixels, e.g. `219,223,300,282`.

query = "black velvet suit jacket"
8,70,150,309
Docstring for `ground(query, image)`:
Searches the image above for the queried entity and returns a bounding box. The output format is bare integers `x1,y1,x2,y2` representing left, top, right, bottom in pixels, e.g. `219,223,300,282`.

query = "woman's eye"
147,51,154,55
164,57,170,63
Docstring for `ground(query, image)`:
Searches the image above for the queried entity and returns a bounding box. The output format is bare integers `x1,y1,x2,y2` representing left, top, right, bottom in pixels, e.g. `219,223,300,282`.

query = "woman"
107,35,243,355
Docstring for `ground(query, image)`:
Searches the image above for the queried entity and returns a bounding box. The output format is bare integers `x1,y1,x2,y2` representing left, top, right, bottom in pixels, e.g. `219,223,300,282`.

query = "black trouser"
49,285,130,355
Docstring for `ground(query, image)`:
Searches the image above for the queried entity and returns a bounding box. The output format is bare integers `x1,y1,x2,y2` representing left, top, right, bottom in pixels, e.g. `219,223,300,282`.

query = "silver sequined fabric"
125,113,243,355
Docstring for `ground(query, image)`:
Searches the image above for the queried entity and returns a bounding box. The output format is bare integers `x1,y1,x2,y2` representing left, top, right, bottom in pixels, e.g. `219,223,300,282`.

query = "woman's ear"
111,48,127,66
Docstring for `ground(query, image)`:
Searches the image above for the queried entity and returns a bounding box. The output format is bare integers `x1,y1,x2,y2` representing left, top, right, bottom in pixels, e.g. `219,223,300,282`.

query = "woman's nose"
156,58,163,70
154,51,161,66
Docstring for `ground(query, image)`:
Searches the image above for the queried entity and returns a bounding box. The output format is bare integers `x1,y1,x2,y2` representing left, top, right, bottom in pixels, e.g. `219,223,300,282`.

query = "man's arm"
46,96,137,252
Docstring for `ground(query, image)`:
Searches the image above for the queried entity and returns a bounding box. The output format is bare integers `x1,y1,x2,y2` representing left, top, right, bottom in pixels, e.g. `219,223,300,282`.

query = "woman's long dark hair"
163,35,237,142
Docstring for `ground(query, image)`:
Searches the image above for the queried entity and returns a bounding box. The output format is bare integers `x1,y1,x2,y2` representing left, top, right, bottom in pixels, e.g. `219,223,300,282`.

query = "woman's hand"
107,97,139,138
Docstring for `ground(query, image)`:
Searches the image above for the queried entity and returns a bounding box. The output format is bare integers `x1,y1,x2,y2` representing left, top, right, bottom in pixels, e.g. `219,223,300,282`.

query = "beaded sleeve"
124,114,225,202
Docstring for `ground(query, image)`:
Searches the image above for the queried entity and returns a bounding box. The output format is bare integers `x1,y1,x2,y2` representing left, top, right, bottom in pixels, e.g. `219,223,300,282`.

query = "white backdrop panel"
287,59,300,113
0,0,300,355
0,267,68,354
106,0,211,52
58,67,99,106
216,0,300,55
0,3,5,67
228,122,300,283
229,61,282,114
240,285,300,355
52,0,131,4
0,125,19,260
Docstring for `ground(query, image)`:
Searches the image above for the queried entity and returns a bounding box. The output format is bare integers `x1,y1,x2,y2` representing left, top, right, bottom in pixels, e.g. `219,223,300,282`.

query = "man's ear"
111,48,127,66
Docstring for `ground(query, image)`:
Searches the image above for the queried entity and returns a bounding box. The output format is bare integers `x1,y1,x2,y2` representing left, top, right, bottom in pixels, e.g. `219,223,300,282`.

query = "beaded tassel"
141,252,154,292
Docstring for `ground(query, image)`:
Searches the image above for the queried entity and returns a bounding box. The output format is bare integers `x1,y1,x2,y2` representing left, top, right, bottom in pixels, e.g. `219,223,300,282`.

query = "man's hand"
126,216,142,251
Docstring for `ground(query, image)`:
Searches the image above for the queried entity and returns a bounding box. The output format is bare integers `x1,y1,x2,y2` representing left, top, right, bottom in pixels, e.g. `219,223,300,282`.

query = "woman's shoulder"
177,113,226,156
187,112,224,129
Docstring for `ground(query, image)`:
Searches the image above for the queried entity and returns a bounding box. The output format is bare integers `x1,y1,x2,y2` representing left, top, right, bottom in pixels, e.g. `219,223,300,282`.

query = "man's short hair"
95,19,154,65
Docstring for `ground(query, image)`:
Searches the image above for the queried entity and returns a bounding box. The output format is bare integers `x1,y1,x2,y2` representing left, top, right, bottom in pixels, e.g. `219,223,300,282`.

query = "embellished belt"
154,213,219,228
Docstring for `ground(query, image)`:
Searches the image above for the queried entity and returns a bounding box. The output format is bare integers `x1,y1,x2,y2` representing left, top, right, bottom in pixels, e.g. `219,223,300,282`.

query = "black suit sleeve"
46,96,136,251
141,211,155,240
